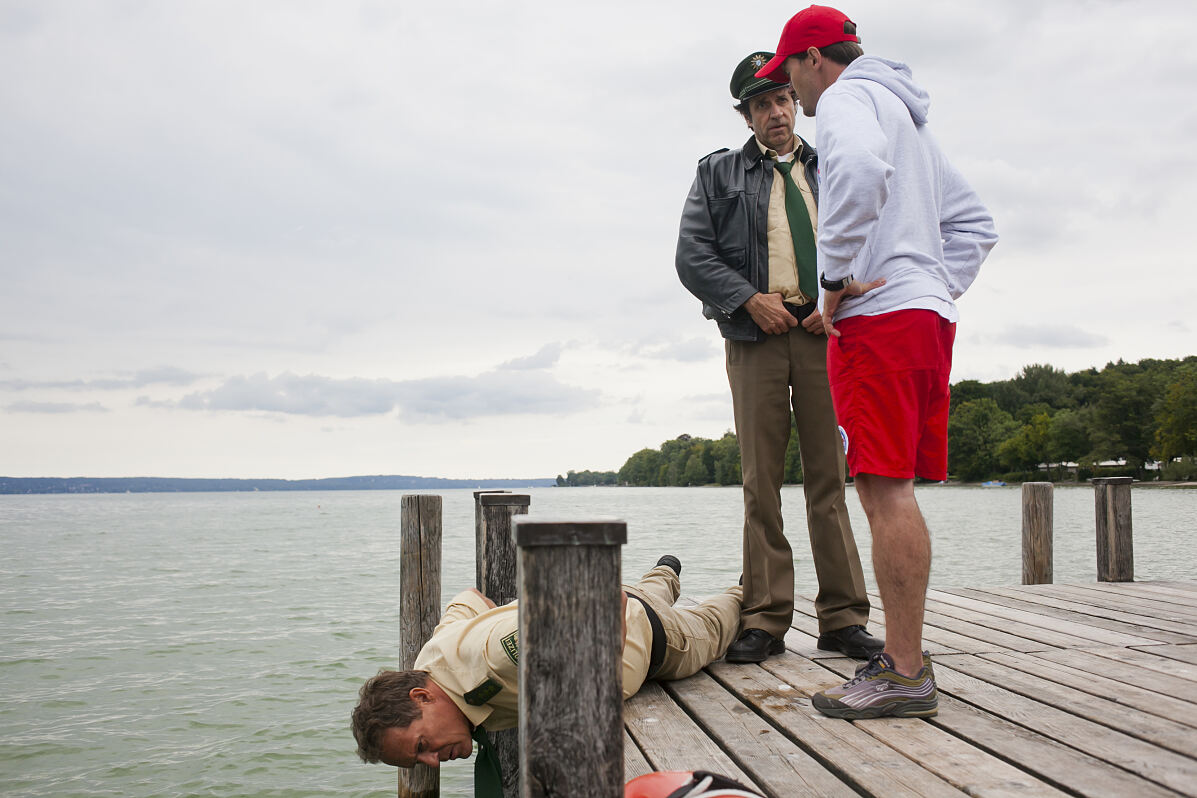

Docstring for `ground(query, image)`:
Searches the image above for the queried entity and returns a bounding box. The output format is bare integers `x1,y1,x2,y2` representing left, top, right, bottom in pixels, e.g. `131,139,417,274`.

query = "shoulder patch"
464,679,503,706
500,630,519,666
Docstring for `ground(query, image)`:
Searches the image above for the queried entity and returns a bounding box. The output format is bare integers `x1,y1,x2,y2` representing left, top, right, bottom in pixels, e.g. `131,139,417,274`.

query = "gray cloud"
0,366,202,392
164,369,598,421
633,338,718,363
1001,325,1110,349
5,401,107,413
498,342,565,371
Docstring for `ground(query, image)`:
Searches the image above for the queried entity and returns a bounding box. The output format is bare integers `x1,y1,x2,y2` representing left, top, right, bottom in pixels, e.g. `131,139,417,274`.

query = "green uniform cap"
730,51,789,101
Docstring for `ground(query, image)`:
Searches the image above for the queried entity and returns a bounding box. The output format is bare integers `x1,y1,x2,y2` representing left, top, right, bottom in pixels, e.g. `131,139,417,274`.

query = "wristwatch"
820,272,853,291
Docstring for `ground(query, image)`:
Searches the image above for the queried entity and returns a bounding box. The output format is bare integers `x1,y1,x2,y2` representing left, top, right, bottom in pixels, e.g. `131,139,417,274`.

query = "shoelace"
845,653,889,685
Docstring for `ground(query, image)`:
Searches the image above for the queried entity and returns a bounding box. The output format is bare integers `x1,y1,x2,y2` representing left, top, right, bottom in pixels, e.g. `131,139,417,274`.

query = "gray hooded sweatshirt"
815,55,998,322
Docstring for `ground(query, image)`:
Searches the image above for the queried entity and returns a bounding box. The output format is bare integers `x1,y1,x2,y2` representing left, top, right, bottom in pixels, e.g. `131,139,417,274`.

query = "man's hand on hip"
744,292,798,336
821,278,887,337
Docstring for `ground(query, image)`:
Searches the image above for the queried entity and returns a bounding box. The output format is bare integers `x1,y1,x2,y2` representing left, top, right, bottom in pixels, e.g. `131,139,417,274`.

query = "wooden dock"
623,580,1197,798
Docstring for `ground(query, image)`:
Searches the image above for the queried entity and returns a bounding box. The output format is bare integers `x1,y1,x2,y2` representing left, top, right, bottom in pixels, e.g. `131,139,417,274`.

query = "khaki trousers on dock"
726,326,869,638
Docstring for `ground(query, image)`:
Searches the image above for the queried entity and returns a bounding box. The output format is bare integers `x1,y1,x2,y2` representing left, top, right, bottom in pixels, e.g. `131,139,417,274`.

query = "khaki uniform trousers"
623,566,742,680
726,325,869,639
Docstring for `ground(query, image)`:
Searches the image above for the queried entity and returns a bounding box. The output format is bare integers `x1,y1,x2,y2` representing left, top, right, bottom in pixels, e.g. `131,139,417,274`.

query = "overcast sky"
2,0,1194,480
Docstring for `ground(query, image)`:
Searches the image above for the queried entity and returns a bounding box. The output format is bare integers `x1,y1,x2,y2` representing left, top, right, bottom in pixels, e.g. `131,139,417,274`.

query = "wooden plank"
947,586,1197,642
926,588,1162,647
1134,643,1197,666
757,656,1073,798
707,657,969,798
623,681,758,789
857,593,1062,655
663,671,857,797
978,650,1197,728
1019,584,1197,622
932,655,1197,794
1091,582,1197,609
1034,646,1197,699
623,730,652,783
817,657,1186,798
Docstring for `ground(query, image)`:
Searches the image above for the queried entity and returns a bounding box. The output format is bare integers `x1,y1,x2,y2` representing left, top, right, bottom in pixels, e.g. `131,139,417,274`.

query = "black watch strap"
820,272,853,291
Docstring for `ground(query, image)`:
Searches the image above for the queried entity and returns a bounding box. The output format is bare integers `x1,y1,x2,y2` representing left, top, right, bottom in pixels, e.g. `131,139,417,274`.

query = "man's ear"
409,686,434,705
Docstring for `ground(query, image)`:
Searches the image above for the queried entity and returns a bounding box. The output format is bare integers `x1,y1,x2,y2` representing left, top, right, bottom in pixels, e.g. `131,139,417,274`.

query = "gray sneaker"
814,652,938,719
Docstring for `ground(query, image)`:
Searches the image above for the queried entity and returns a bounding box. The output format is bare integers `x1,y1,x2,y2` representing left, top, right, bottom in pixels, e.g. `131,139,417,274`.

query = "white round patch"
838,425,849,455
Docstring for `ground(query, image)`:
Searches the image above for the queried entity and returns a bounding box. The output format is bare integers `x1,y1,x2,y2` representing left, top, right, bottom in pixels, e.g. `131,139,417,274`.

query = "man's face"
378,687,474,769
785,55,820,118
745,86,797,153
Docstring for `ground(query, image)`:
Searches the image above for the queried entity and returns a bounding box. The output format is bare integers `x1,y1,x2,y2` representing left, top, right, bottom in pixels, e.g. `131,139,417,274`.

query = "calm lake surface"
2,485,1194,797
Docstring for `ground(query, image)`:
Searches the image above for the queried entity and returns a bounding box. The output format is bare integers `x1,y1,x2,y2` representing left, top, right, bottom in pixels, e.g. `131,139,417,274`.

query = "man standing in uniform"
675,52,883,664
755,5,998,717
351,557,741,774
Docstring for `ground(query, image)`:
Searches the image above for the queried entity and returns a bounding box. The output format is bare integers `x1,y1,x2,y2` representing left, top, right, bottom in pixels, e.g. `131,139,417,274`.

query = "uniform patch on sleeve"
500,631,519,666
464,679,502,706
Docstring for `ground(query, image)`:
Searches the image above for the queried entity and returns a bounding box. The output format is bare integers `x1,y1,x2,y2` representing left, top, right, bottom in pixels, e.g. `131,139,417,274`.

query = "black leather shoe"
817,625,885,659
725,629,785,663
655,555,681,576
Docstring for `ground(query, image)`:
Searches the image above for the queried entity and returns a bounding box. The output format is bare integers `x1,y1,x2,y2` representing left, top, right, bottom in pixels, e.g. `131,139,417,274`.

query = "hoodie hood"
841,54,930,125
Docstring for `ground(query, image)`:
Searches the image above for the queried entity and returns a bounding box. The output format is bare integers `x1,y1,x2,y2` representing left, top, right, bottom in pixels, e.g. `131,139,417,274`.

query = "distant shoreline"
0,475,557,495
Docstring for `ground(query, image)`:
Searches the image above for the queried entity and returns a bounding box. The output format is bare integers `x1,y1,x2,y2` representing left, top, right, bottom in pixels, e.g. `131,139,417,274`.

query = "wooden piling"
1021,482,1053,585
475,492,530,798
515,519,627,798
473,490,510,590
399,494,442,798
1093,476,1134,582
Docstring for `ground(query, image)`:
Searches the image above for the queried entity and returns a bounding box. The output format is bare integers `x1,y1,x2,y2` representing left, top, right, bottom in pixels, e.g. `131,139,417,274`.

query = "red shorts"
827,309,956,480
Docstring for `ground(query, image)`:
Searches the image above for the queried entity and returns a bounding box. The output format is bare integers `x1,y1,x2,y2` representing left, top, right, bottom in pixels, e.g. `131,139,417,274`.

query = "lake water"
2,485,1194,797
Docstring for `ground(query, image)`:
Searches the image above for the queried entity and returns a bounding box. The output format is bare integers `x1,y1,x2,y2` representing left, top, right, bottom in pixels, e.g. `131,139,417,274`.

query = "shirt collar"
755,135,802,163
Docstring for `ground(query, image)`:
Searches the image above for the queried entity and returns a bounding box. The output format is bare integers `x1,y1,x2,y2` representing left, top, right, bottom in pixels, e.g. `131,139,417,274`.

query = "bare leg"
854,473,929,677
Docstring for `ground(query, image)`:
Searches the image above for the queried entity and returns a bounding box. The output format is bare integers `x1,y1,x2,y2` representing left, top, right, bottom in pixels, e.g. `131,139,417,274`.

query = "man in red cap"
756,6,998,719
675,52,884,666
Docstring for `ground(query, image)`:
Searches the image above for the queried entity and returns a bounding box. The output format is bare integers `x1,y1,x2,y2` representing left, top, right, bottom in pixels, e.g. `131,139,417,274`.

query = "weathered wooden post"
399,494,442,798
473,490,511,589
474,492,530,798
1021,482,1053,584
515,519,627,798
1093,476,1134,582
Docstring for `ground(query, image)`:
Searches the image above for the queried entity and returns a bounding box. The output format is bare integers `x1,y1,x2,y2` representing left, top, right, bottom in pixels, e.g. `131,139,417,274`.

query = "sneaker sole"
812,697,938,720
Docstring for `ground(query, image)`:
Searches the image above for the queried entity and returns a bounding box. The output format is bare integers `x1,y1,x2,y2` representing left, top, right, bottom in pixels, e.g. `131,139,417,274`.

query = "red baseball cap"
754,5,859,83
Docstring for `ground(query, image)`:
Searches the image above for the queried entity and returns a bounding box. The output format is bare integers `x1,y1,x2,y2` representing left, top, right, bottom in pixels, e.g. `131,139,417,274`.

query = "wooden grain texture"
624,682,759,789
865,591,1065,653
1074,643,1197,683
935,654,1197,792
1093,477,1134,582
473,490,510,590
662,671,856,797
475,493,529,798
819,656,1185,798
1137,643,1197,666
752,655,1068,798
399,494,442,798
711,658,969,798
623,731,652,783
1021,482,1053,584
1017,583,1197,621
517,523,624,798
943,586,1187,641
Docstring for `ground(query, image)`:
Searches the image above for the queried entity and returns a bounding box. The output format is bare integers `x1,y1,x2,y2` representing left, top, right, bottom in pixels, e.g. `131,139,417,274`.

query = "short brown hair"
351,669,430,763
792,38,863,67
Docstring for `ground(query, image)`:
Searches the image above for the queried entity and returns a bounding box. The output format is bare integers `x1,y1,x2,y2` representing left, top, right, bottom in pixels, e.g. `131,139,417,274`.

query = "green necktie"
471,726,504,798
773,158,819,300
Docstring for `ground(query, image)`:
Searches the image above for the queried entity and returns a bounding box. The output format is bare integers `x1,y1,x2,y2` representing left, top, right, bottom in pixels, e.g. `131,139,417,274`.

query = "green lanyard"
471,726,504,798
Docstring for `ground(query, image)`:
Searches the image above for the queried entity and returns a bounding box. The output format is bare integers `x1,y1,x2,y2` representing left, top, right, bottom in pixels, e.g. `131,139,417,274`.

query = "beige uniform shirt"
757,136,819,305
414,590,653,731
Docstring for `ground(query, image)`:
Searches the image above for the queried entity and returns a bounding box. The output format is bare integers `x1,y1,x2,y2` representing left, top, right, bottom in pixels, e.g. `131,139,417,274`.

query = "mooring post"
474,492,530,798
399,494,442,798
473,490,511,589
515,519,627,798
1093,476,1134,582
1021,482,1053,584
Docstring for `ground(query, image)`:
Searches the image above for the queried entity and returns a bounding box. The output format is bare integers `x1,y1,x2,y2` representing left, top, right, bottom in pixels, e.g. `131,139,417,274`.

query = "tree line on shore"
556,356,1197,487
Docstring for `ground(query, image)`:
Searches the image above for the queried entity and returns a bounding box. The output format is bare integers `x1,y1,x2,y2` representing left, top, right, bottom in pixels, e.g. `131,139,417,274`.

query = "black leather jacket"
675,134,820,342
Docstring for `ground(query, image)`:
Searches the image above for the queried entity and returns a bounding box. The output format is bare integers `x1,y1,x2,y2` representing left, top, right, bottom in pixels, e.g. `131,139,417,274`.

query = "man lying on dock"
351,556,741,770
